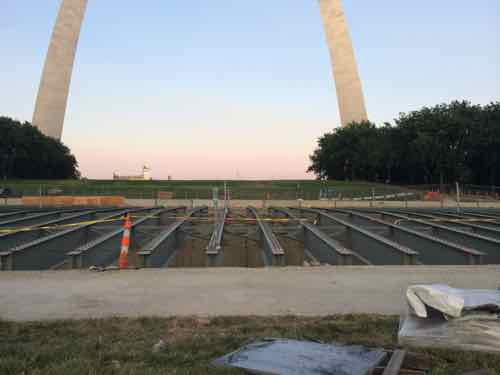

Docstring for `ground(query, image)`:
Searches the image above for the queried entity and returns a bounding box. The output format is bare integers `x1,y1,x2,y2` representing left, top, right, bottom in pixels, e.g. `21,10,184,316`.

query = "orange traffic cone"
119,214,132,270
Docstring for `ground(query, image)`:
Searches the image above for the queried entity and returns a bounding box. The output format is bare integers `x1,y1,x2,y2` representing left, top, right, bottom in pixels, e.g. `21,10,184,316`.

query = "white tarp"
406,284,500,318
399,284,500,353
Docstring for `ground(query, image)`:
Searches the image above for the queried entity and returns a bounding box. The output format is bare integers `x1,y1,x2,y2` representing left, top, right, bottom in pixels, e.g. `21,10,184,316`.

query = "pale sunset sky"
1,0,499,179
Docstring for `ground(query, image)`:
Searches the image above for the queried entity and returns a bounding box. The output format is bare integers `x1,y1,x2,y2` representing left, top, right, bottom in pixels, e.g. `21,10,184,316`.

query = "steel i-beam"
138,206,208,268
247,206,285,266
206,208,228,267
272,207,356,265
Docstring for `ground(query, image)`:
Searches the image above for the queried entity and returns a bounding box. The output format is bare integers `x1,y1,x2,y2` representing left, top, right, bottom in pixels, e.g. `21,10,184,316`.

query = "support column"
319,0,368,126
32,0,88,139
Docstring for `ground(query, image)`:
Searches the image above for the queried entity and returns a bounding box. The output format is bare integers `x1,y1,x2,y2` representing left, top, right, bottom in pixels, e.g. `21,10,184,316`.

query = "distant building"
113,166,152,181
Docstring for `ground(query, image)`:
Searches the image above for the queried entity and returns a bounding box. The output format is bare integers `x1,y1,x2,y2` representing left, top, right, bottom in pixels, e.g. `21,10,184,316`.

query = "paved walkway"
1,266,499,321
4,198,500,209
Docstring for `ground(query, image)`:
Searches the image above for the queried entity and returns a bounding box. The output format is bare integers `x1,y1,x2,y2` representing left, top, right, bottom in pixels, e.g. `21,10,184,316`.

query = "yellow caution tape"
2,212,496,234
0,218,123,234
0,216,311,234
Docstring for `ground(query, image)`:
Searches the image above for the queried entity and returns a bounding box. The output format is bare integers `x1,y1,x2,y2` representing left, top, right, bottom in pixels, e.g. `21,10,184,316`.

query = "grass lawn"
1,315,498,375
1,179,409,200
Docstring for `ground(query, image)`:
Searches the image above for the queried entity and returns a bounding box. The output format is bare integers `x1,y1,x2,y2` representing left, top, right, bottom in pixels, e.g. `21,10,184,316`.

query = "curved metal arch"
32,0,367,140
33,0,88,139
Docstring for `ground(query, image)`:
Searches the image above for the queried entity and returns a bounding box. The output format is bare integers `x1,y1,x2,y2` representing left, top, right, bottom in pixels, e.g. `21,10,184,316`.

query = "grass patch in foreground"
0,315,498,375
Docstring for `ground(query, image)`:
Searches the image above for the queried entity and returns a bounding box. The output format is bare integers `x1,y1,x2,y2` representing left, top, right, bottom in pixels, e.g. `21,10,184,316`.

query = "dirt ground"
1,266,499,321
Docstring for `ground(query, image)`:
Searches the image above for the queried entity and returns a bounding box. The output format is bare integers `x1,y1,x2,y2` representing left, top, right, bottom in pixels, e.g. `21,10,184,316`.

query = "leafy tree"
308,121,381,181
466,102,500,187
308,101,500,188
0,117,80,179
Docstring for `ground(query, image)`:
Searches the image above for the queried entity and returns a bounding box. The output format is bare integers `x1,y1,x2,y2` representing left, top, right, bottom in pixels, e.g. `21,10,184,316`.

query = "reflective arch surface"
32,0,367,140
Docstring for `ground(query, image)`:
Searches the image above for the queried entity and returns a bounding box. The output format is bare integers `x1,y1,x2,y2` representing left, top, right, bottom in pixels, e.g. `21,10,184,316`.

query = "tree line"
0,117,79,179
308,101,500,187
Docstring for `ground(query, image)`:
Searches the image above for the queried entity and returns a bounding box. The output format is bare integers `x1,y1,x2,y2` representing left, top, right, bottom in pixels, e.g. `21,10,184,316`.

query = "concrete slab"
0,266,499,321
126,199,500,209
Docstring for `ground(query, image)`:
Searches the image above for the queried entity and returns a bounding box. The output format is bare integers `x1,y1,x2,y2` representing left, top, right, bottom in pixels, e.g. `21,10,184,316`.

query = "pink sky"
3,0,498,179
63,101,329,180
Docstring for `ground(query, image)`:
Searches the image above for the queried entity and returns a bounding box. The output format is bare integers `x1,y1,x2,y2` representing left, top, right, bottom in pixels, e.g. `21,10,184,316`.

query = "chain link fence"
1,183,415,201
1,181,498,203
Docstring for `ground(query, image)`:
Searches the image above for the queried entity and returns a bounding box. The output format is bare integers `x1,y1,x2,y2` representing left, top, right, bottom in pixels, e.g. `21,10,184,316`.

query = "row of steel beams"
0,207,90,220
430,208,500,217
0,208,151,270
396,208,500,221
0,207,93,228
139,207,208,268
298,208,418,265
247,206,285,266
1,206,497,269
271,207,358,265
369,209,500,263
0,208,122,251
462,212,500,227
0,209,40,220
380,209,500,240
68,207,185,269
468,209,500,218
399,209,500,229
0,210,95,251
328,209,484,265
206,208,228,266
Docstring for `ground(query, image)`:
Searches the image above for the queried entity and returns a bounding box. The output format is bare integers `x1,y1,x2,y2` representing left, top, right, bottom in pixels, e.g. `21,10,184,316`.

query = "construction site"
1,204,500,271
2,0,499,371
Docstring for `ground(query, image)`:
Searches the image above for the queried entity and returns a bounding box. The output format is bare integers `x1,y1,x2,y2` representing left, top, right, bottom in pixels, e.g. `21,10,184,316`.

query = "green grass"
1,315,498,375
1,179,410,200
